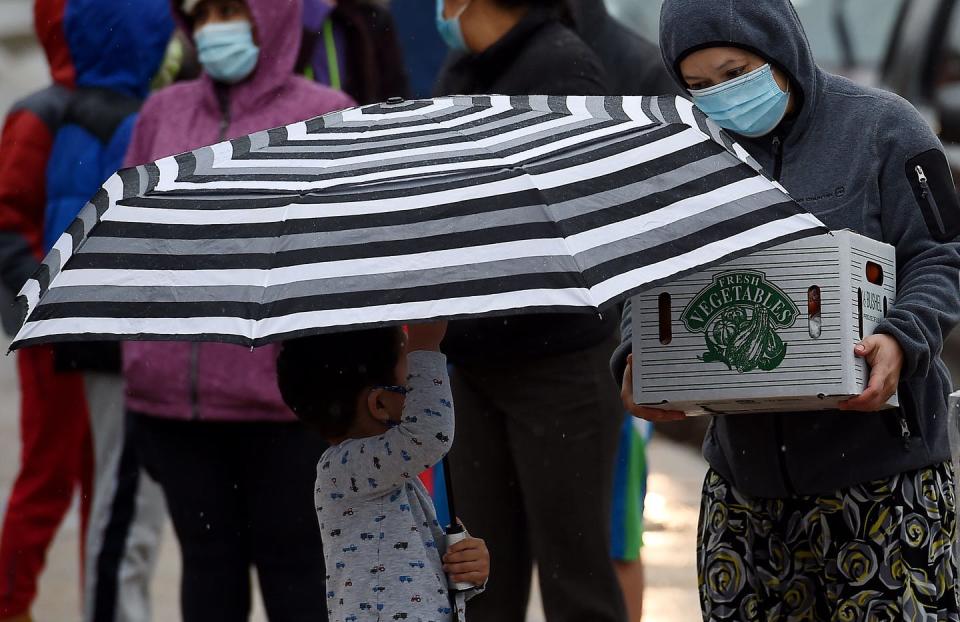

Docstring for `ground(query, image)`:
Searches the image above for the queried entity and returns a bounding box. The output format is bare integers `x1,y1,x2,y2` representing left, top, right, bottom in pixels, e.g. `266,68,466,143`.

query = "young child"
277,321,488,621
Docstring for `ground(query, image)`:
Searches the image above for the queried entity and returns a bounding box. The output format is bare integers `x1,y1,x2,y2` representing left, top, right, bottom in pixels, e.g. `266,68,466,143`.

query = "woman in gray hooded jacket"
613,0,960,618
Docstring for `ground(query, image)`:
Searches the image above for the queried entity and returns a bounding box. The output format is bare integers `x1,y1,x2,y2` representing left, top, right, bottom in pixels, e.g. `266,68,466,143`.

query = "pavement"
0,335,706,621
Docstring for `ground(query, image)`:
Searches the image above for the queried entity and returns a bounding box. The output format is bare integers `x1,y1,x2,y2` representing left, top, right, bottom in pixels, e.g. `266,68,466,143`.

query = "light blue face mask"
689,64,790,138
435,0,470,52
194,20,260,84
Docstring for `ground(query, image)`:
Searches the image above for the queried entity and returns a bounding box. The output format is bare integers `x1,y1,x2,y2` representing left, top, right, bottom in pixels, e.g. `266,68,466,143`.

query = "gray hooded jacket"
612,0,960,497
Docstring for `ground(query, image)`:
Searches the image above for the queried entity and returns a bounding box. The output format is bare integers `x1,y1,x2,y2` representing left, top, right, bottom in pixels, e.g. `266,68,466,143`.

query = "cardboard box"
632,230,897,415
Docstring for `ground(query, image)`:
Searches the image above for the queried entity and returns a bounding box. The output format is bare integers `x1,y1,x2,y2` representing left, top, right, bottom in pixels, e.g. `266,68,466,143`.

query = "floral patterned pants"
698,463,959,621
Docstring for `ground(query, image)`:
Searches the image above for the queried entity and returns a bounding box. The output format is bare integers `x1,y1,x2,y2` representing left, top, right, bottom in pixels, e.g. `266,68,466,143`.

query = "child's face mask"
195,20,260,84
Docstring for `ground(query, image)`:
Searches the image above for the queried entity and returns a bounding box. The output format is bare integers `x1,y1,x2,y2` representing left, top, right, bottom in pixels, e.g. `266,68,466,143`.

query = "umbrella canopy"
11,95,826,349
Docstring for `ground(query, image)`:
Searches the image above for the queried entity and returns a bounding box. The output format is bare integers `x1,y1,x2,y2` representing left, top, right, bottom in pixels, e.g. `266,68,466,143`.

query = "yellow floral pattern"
698,463,959,621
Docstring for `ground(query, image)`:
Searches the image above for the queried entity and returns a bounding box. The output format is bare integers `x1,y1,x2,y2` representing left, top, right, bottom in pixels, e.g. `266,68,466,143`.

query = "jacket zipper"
189,91,232,420
898,415,912,450
771,135,784,181
916,165,947,236
769,134,795,494
773,416,797,496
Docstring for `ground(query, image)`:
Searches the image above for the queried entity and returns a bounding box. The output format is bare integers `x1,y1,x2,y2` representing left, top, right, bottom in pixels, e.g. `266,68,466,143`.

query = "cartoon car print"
350,478,359,493
326,590,335,598
400,450,412,462
399,504,410,512
440,399,452,408
411,595,422,603
369,564,386,574
392,614,408,620
329,529,341,537
437,607,452,615
340,451,350,464
322,461,331,470
389,490,402,502
367,477,378,488
373,457,382,469
361,532,375,540
374,514,387,522
435,432,450,443
342,508,354,516
408,560,425,568
372,585,386,593
330,492,344,500
342,544,358,553
399,576,414,583
404,416,418,423
335,561,345,569
423,408,441,417
359,603,372,610
394,542,408,550
410,437,423,446
344,579,352,586
345,616,357,622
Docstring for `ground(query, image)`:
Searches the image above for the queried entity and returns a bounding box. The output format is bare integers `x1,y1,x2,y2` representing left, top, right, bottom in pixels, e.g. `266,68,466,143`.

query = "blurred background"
1,0,959,619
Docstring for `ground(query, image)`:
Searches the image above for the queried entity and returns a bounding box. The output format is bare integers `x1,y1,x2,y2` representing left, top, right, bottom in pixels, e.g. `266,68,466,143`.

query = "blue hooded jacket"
43,0,173,252
614,0,960,497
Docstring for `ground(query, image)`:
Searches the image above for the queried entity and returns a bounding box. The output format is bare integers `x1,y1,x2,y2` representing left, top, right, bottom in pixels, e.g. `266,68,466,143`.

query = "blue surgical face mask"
194,20,260,84
435,0,470,52
689,64,790,138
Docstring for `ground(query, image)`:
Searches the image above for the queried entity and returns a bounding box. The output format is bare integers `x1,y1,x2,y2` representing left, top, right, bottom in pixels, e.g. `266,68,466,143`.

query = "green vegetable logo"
681,270,798,373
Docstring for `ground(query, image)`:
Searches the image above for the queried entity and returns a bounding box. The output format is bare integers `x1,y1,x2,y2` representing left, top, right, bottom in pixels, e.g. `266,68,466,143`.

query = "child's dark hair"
277,327,405,438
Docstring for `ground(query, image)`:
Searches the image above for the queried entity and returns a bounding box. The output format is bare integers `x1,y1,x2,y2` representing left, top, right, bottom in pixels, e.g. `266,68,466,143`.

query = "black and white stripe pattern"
12,95,826,348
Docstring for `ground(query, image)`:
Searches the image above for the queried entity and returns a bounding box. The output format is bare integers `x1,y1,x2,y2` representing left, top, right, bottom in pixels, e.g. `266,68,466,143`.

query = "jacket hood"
182,0,304,116
34,0,74,87
64,0,174,98
659,0,821,137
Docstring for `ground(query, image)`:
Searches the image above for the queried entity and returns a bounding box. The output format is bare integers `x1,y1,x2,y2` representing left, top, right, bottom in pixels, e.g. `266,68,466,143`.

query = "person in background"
564,3,676,618
0,1,172,621
389,0,448,98
298,0,410,104
567,0,677,97
433,1,627,621
618,0,960,618
122,0,354,620
608,417,653,622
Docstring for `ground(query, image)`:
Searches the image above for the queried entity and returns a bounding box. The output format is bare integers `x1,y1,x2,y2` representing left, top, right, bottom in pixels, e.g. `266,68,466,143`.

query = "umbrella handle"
441,455,473,591
442,455,458,527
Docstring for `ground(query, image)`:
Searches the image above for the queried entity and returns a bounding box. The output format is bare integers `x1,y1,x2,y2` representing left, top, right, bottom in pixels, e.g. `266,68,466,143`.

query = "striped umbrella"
11,95,826,349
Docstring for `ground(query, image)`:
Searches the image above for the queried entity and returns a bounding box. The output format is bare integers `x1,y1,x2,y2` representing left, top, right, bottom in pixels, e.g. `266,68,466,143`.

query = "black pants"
447,335,627,622
132,414,328,622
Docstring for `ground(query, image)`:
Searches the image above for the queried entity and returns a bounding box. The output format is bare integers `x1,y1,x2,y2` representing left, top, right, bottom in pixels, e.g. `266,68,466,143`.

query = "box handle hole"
866,261,884,286
808,285,822,339
658,292,672,345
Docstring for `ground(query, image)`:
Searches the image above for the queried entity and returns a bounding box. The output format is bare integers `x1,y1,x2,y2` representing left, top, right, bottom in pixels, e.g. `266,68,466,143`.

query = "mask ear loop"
448,0,472,21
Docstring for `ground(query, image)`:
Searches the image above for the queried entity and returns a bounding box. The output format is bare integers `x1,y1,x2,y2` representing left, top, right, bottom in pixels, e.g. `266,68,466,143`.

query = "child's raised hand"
406,320,448,353
442,533,489,587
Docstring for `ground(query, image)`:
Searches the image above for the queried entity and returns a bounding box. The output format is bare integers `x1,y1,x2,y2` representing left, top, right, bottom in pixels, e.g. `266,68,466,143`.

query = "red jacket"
0,0,74,311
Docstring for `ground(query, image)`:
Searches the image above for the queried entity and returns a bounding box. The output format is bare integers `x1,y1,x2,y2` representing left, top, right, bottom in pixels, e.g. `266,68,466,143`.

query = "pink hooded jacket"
123,0,355,421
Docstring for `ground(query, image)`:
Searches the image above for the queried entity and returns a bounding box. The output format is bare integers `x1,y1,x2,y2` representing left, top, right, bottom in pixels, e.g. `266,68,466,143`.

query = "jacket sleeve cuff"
875,316,928,379
610,340,632,387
